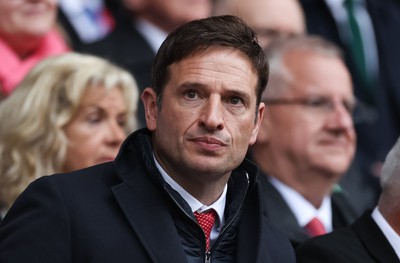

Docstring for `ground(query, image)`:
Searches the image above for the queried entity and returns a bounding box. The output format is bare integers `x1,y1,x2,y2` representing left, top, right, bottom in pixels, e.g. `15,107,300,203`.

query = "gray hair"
380,137,400,198
263,35,344,100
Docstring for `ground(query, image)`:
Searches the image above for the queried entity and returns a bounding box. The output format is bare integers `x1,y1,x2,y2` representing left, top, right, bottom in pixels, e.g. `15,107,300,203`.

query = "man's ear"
249,102,265,145
254,107,271,144
141,87,158,131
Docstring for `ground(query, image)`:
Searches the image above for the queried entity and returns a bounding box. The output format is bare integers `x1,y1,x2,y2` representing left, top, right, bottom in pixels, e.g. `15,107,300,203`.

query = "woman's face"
62,86,129,173
0,0,57,40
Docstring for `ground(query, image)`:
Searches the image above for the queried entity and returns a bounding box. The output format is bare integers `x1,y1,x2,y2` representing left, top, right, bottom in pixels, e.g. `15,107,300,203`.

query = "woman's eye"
87,117,100,124
86,113,101,124
117,117,127,127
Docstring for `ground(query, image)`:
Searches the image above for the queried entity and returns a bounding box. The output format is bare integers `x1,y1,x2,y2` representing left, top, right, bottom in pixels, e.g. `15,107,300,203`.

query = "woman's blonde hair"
0,52,139,209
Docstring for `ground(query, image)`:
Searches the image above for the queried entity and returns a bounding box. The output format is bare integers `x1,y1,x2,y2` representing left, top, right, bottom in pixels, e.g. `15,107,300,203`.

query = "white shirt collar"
324,0,366,25
153,154,227,229
325,0,364,7
269,176,333,232
325,0,348,25
58,0,102,13
134,18,168,53
0,208,7,220
372,207,400,259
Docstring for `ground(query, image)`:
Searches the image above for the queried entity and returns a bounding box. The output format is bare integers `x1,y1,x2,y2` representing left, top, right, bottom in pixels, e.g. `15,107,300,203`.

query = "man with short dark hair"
0,16,295,262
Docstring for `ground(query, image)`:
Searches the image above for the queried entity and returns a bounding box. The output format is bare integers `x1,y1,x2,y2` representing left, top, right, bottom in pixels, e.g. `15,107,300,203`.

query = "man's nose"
199,97,225,131
326,101,354,130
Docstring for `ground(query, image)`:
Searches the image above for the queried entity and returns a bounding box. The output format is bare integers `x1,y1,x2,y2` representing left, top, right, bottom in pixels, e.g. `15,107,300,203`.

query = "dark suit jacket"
80,22,155,127
0,129,295,262
259,172,358,247
295,211,400,263
299,0,400,162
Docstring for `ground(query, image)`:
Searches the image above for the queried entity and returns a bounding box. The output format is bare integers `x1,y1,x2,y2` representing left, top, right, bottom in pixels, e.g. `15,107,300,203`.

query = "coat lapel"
259,174,309,245
331,191,358,229
112,174,188,263
236,182,261,263
353,212,400,263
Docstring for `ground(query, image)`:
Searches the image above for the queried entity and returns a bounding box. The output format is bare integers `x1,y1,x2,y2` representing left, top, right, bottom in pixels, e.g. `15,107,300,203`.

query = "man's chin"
314,158,352,176
189,160,232,177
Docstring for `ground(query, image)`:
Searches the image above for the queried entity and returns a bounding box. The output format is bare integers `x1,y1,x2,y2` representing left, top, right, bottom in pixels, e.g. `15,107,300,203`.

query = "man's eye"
343,100,356,113
307,98,329,108
229,96,243,105
185,90,198,99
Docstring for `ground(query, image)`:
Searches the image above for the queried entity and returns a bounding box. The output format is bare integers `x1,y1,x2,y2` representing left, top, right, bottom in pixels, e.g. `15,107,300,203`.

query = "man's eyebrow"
177,81,254,102
180,82,251,95
178,82,207,89
226,89,250,98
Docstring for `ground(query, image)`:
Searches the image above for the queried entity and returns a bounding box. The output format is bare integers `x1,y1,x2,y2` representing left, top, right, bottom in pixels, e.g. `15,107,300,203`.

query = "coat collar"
353,212,400,263
111,173,189,262
258,173,309,246
259,170,358,247
112,129,188,262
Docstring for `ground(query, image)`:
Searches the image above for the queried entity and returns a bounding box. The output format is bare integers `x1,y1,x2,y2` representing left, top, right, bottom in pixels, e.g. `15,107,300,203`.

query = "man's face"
214,0,305,49
263,50,356,177
0,0,57,40
143,47,264,184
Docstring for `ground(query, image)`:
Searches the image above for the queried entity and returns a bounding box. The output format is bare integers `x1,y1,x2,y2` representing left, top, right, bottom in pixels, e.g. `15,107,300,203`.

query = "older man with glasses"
249,35,361,248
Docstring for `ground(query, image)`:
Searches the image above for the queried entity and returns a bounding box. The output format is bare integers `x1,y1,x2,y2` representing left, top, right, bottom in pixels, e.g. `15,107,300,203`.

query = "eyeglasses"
263,96,377,125
263,96,356,115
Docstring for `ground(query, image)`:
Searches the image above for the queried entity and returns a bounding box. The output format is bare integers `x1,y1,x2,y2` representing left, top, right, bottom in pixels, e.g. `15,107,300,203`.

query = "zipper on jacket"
205,172,250,262
212,172,249,242
205,250,211,263
164,171,250,263
164,186,211,260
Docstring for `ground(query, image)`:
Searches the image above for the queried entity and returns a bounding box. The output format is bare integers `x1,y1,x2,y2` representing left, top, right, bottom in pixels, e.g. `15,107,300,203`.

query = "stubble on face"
150,48,263,188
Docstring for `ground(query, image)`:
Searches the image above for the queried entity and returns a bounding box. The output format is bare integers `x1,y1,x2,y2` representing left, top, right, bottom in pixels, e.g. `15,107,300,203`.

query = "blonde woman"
0,53,139,215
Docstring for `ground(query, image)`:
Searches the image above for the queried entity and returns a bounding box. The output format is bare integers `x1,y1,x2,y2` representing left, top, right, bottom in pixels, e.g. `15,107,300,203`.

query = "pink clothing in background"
0,29,69,96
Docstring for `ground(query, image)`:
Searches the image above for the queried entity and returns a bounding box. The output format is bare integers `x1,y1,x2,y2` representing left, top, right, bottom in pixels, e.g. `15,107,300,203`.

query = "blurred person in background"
249,35,358,247
82,0,212,127
0,53,139,219
57,0,126,49
297,135,400,262
215,0,380,214
0,0,69,99
299,0,400,182
213,0,306,48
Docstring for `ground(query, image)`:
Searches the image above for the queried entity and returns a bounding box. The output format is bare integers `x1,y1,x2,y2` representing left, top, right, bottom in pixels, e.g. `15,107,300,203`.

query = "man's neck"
152,153,229,205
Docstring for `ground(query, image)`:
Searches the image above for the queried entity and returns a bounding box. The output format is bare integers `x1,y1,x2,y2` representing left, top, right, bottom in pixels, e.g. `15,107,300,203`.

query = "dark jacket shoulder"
296,211,400,263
